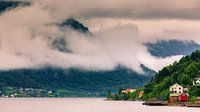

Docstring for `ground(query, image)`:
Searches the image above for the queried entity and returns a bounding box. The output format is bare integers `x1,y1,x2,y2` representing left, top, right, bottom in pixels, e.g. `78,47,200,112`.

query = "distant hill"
1,1,154,97
0,66,155,96
146,40,200,58
143,50,200,100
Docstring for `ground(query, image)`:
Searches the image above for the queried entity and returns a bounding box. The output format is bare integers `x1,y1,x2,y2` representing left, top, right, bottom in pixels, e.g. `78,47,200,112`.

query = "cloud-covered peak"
146,40,200,58
0,0,199,74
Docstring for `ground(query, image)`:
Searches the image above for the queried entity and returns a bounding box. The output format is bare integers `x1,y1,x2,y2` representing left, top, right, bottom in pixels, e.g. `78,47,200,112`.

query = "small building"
193,77,200,86
170,83,183,94
138,91,144,98
169,93,189,103
169,83,189,103
183,88,189,93
178,93,189,102
169,93,179,103
10,94,14,97
195,97,200,104
121,88,136,94
48,91,53,94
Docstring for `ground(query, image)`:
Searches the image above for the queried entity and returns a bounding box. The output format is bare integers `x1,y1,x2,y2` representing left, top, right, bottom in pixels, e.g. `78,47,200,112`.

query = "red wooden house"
178,93,189,102
169,93,179,103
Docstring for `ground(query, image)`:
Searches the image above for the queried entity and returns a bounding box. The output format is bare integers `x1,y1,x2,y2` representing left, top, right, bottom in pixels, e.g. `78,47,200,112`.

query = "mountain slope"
0,66,155,96
143,50,200,100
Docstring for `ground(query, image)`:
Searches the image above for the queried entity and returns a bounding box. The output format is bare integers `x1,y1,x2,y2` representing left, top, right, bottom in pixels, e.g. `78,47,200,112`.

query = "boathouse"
169,93,179,103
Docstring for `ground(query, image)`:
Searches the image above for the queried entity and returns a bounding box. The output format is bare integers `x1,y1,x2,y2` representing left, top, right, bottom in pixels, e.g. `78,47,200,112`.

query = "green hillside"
0,66,154,97
144,50,200,101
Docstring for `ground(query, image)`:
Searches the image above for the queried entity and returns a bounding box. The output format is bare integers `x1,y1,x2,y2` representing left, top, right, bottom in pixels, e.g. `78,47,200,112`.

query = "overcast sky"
0,0,200,73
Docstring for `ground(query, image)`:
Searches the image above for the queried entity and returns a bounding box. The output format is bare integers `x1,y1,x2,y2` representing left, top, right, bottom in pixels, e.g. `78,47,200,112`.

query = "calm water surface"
0,98,200,112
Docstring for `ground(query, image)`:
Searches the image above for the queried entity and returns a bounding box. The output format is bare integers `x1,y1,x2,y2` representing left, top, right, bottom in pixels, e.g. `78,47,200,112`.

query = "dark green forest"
0,66,154,97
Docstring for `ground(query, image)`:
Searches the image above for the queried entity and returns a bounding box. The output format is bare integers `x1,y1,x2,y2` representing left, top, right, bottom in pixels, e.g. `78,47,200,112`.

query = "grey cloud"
0,0,196,73
34,0,200,20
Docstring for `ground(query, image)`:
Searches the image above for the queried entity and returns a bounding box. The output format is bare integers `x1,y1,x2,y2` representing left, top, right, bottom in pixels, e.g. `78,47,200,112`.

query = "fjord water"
0,98,199,112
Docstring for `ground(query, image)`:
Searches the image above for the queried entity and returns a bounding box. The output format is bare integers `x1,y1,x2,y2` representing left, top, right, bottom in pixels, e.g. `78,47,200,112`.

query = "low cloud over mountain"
1,0,200,96
0,0,200,73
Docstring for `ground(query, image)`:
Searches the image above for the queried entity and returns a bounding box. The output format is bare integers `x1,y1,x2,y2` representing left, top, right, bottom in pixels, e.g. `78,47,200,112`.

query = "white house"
170,83,183,94
193,77,200,86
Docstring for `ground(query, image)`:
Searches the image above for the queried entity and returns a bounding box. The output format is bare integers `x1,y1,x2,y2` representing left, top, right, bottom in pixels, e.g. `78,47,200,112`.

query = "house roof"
121,88,136,93
194,77,200,80
196,97,200,100
170,83,182,88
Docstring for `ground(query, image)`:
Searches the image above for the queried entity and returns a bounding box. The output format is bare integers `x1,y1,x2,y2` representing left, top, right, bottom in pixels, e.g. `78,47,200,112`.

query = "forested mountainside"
144,50,200,100
0,66,155,96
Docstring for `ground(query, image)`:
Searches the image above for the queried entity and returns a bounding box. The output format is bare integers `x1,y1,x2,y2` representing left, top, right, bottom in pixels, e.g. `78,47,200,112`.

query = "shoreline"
142,101,200,108
107,98,200,108
1,97,200,108
0,97,106,99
